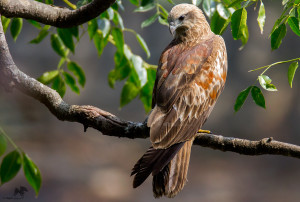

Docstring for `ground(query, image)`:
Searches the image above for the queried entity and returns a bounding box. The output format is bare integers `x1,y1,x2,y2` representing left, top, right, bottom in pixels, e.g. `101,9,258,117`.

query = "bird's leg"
197,129,212,134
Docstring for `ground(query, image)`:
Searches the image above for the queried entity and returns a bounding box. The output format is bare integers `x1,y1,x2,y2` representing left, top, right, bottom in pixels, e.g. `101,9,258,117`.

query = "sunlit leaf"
140,68,156,112
288,61,298,88
1,16,11,33
0,150,22,184
10,18,23,41
63,72,80,94
113,11,124,30
234,86,252,112
258,75,278,91
270,15,288,37
67,61,86,87
251,86,266,108
231,8,248,46
211,10,230,35
129,0,139,6
192,0,202,6
288,17,300,37
216,3,231,20
52,75,66,97
97,18,111,37
257,0,265,34
107,7,114,20
271,23,286,50
141,13,159,28
22,153,41,196
50,34,67,57
202,0,216,18
131,55,147,87
136,34,150,58
37,70,59,84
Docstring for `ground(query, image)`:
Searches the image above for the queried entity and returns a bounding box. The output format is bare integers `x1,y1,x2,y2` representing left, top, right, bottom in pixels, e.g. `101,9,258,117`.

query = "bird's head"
168,4,212,42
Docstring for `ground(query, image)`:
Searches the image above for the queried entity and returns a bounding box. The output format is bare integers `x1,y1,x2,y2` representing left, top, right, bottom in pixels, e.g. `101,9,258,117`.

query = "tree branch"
0,0,116,28
1,16,300,160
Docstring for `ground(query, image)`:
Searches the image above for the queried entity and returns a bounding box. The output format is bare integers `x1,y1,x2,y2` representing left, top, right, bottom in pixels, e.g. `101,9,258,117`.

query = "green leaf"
136,34,150,58
120,81,140,107
107,7,114,20
57,28,75,53
257,0,265,34
211,10,230,35
68,26,79,39
231,8,248,41
93,32,108,56
140,68,156,112
258,75,278,91
216,3,231,20
113,11,124,30
27,20,42,29
30,25,50,44
50,34,67,57
111,27,124,53
112,50,131,82
37,70,59,84
0,134,6,156
288,61,298,88
129,0,139,6
158,16,169,26
167,0,175,4
202,0,216,18
141,0,154,6
52,75,66,97
141,13,159,28
63,72,80,94
227,0,244,8
270,15,288,37
251,86,266,109
58,57,66,68
134,3,155,12
45,0,53,4
234,86,252,112
288,17,300,37
0,150,22,184
98,18,111,37
158,5,169,19
88,19,98,40
282,0,289,5
192,0,202,6
67,61,86,87
131,55,147,87
271,23,286,50
10,18,23,41
1,16,11,33
23,153,41,196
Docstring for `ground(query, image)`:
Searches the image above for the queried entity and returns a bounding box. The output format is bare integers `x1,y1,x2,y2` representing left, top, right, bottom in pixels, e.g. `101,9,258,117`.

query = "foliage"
1,0,300,196
0,128,41,196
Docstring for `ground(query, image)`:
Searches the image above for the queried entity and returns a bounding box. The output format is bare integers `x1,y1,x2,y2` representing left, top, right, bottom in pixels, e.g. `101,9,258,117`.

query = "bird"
131,3,227,198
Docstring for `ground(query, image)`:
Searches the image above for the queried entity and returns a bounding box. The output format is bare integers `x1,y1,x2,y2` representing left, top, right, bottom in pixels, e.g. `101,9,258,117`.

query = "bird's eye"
179,15,185,21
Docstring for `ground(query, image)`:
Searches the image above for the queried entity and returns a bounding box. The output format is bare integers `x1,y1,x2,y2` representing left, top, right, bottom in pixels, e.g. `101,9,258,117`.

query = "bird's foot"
197,129,211,134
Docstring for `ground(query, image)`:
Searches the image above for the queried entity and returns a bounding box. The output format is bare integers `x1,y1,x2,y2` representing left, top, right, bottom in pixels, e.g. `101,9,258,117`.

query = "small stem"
62,0,77,10
0,127,19,150
249,57,300,73
124,28,136,34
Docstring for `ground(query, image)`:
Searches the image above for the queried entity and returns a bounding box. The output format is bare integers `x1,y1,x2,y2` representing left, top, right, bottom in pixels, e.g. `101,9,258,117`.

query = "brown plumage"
131,3,227,198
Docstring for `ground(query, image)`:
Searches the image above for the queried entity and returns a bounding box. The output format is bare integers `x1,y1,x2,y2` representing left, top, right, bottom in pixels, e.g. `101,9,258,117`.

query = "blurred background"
1,1,300,201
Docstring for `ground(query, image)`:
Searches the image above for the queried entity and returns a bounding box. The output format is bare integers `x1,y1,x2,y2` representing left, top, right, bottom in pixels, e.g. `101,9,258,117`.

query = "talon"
197,129,211,134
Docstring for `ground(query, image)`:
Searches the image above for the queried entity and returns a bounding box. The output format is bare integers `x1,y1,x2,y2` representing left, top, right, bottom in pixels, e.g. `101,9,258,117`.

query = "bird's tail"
131,139,193,198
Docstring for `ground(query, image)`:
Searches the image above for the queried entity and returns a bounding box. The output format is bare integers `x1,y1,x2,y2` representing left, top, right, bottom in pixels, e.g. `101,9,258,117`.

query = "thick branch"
0,0,115,28
1,16,300,160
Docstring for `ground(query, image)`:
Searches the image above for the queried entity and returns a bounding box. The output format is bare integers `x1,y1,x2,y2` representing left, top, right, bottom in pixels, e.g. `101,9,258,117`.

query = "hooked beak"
169,22,177,36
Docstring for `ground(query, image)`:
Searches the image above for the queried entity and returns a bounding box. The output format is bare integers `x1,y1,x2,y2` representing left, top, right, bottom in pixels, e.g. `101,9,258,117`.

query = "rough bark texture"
0,0,115,28
1,8,300,160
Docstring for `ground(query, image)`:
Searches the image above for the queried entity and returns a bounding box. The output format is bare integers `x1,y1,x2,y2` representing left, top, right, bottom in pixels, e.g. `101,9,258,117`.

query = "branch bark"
1,15,300,160
0,0,115,28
